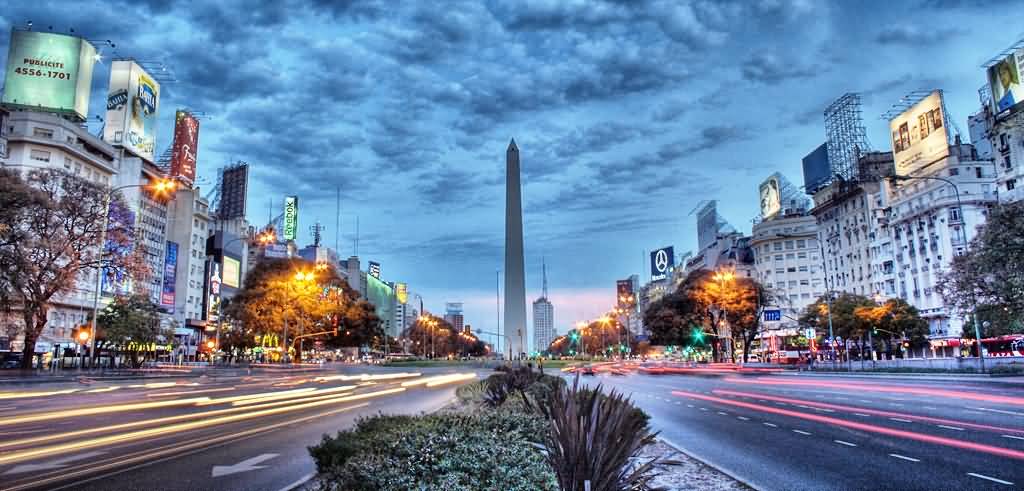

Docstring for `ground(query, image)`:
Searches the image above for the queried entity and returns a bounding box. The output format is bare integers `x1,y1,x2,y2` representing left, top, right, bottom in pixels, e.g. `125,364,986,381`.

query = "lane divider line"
937,425,964,431
763,422,777,427
889,454,919,462
793,429,812,435
834,440,857,447
967,473,1014,485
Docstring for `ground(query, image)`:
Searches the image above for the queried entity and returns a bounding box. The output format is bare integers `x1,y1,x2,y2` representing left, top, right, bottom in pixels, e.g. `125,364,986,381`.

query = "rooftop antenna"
310,222,324,247
542,257,548,299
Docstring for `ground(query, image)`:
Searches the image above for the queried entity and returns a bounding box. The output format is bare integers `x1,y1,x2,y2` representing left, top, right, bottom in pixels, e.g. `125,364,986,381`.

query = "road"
0,365,479,491
578,369,1024,490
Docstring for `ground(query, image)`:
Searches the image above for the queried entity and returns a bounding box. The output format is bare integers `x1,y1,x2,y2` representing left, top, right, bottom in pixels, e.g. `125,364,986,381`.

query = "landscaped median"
301,365,751,490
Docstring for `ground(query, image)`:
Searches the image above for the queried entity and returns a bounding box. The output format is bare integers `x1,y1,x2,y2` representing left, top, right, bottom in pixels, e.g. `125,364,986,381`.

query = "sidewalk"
774,370,1024,385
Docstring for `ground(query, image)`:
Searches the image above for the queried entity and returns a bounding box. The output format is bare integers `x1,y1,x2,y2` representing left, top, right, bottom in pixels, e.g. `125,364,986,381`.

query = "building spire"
542,257,548,299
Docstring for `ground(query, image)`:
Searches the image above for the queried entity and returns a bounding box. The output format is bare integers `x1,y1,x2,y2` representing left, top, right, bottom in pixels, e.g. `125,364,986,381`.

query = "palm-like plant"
532,376,658,491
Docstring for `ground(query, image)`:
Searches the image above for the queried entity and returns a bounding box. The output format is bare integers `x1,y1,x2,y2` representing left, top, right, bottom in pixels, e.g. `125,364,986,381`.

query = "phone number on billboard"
14,67,72,79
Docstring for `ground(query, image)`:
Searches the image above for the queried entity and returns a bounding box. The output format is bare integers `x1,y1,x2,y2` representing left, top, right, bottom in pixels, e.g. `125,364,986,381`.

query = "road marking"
699,407,708,411
0,406,16,411
937,425,964,431
675,401,681,405
923,406,937,410
277,472,315,491
889,454,919,462
686,404,694,408
774,402,788,406
758,399,768,403
212,453,279,477
889,418,912,423
793,429,812,435
737,416,749,421
717,411,728,415
3,451,105,475
834,440,857,447
859,399,872,403
813,407,835,413
763,422,778,427
889,403,904,407
971,407,1024,417
1002,435,1024,441
967,473,1014,485
853,413,871,417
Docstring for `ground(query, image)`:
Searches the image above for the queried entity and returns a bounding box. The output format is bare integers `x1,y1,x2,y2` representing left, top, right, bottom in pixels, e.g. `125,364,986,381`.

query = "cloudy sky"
2,0,1021,342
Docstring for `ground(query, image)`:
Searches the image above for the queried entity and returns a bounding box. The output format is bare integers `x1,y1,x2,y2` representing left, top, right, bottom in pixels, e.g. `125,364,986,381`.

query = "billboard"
2,31,97,120
161,241,178,307
650,246,674,282
396,283,408,304
616,279,634,307
988,48,1024,120
368,261,381,279
222,256,241,289
802,143,831,194
366,274,395,336
219,163,248,219
890,90,949,176
759,175,782,219
104,60,160,162
283,196,298,240
170,110,199,184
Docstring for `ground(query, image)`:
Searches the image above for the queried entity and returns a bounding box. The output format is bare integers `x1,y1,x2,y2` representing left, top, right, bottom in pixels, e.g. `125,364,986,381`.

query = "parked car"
0,352,24,369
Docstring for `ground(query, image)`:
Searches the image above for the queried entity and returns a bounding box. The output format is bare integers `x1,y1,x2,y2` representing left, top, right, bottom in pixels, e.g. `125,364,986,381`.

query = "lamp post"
88,179,177,369
888,174,984,372
285,269,316,364
617,293,636,359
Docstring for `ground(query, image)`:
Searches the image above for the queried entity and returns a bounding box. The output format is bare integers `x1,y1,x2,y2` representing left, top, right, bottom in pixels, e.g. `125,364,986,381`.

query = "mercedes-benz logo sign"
654,249,669,272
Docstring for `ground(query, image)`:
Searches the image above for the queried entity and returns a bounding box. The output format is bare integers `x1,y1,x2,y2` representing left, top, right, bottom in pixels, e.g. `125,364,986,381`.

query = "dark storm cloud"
680,125,750,154
741,53,817,85
875,25,964,45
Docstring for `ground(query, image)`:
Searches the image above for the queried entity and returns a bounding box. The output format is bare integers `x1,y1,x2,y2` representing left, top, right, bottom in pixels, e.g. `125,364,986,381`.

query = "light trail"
673,390,1024,461
400,373,476,387
0,386,379,451
146,387,237,397
712,389,1024,435
0,398,211,427
0,389,79,400
313,372,421,383
0,387,406,466
723,377,1024,406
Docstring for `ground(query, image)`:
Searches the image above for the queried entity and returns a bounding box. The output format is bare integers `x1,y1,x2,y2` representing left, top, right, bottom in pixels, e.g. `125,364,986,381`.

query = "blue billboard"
802,143,831,194
161,241,178,308
650,246,674,282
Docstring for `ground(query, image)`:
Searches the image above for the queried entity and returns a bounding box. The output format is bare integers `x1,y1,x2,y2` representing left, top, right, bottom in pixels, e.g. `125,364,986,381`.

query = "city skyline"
1,1,1022,334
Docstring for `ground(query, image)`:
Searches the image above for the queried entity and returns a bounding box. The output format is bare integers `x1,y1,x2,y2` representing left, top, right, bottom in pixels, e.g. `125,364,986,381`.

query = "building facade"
532,296,554,354
751,213,821,328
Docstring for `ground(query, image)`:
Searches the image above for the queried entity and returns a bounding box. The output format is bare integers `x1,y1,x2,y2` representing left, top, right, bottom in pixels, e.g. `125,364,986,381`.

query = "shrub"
310,410,557,491
483,365,544,407
455,379,488,403
530,375,658,491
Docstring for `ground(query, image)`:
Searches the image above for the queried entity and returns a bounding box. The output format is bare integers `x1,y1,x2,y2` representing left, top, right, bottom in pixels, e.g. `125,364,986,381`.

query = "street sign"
763,310,782,322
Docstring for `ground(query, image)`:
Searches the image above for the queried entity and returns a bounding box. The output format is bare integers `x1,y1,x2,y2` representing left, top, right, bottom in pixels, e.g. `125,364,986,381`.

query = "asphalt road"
577,369,1024,491
0,365,480,491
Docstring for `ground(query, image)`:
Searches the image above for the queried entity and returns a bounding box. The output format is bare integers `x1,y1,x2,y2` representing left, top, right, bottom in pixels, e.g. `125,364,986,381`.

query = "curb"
658,437,761,491
277,472,316,491
773,371,1024,384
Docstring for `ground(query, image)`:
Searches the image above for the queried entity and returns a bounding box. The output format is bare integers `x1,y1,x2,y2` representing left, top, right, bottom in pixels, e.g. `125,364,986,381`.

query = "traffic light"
691,327,705,344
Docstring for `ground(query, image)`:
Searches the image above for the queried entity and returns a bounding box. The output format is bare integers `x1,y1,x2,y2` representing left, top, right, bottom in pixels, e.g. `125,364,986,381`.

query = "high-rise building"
445,302,465,332
504,139,527,359
751,211,820,331
533,260,555,354
166,187,211,329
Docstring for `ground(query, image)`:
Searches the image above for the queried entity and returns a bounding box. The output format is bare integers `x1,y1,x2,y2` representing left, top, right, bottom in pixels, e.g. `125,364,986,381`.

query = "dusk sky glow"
3,0,1022,339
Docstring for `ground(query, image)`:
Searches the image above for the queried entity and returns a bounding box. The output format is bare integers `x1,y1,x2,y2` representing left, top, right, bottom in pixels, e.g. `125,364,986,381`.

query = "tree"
96,294,169,368
0,169,141,368
401,314,483,357
222,257,380,362
938,201,1024,338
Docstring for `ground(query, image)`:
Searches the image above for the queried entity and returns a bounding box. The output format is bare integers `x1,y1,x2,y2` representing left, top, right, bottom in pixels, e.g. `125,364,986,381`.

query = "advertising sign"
988,48,1024,120
207,263,221,322
219,163,248,219
283,196,298,241
616,279,634,307
222,256,241,289
396,283,408,304
759,175,782,219
366,274,396,336
1,31,97,120
170,110,199,184
890,90,949,176
161,241,178,307
763,309,782,322
368,261,381,279
801,143,831,194
650,246,674,282
103,60,160,162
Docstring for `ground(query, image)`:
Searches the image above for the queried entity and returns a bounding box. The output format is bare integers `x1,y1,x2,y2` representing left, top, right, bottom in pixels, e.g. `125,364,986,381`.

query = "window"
949,167,959,176
798,252,807,259
788,281,797,288
800,279,809,286
775,268,784,274
1008,179,1017,191
796,239,806,248
801,293,811,299
949,208,961,223
775,282,785,289
773,242,783,251
799,265,808,272
33,127,54,138
785,241,794,250
775,255,784,261
786,253,795,259
787,267,796,272
30,149,51,162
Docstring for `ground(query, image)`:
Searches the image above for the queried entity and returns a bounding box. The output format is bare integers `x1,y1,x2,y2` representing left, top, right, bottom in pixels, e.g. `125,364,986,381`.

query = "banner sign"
368,261,381,279
396,283,408,304
170,110,199,184
283,196,298,240
763,309,782,322
161,241,178,307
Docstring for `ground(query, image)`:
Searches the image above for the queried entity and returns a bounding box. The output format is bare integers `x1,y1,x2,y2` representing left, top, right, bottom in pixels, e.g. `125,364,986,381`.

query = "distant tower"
533,258,554,354
504,139,527,359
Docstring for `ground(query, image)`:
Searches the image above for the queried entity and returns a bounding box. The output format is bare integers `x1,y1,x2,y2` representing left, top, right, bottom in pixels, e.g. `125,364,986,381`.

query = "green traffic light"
691,328,705,343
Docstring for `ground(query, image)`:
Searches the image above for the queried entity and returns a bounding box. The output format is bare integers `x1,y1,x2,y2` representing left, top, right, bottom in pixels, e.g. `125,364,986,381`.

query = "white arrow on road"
4,450,105,475
211,453,279,478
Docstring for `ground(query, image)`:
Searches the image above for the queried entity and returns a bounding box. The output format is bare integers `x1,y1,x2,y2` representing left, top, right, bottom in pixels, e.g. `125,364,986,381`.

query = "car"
580,365,596,376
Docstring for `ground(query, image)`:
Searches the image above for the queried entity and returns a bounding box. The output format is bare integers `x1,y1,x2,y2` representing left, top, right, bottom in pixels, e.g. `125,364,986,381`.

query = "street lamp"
711,269,735,362
284,269,316,364
888,174,984,372
88,178,177,369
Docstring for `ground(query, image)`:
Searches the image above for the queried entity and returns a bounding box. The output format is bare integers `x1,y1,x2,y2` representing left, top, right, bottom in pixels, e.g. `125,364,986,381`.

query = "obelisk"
504,139,527,360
